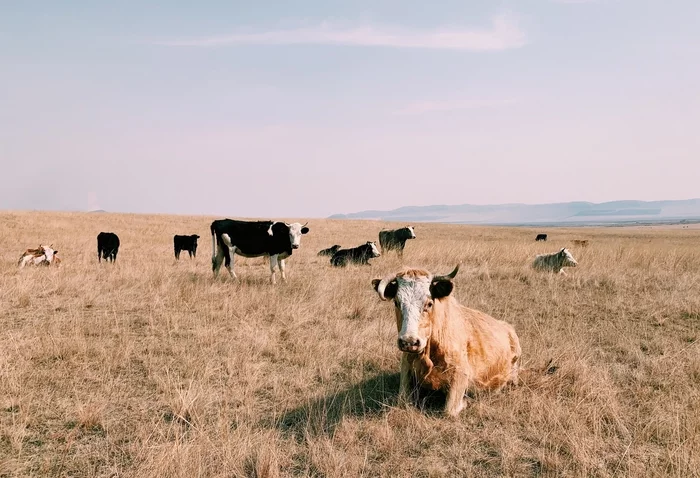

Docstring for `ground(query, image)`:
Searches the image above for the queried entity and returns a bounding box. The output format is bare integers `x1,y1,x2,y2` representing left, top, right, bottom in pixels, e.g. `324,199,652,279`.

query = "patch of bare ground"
1,211,699,477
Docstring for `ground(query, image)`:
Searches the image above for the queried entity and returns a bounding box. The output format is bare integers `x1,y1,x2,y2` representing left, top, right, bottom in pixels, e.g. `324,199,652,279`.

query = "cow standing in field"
533,248,578,274
330,242,381,267
174,234,200,260
318,245,341,257
210,219,309,283
372,265,521,417
18,245,59,268
378,226,416,257
97,232,120,263
535,234,547,242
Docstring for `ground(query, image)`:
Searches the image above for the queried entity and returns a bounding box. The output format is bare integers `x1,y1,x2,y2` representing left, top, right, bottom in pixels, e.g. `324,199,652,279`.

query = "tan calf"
372,265,521,417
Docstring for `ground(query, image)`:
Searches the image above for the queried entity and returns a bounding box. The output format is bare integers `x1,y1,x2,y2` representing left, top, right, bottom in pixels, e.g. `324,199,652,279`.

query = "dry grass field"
1,211,699,477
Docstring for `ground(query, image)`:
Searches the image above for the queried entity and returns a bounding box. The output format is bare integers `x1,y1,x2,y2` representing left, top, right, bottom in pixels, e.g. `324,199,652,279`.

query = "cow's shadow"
274,372,447,439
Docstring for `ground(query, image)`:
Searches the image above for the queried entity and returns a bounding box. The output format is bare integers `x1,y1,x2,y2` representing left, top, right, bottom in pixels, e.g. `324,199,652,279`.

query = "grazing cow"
379,226,416,257
372,265,521,417
535,233,548,242
572,239,589,247
97,232,120,263
18,245,59,268
533,248,578,274
211,219,309,283
330,242,381,267
174,234,200,260
318,245,341,257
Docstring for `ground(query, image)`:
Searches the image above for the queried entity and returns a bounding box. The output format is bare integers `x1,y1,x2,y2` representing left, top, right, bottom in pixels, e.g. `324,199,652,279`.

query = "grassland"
1,210,699,477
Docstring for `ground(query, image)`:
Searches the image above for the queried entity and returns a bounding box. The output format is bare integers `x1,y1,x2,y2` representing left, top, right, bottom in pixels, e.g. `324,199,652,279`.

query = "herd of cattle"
15,219,586,416
17,221,581,276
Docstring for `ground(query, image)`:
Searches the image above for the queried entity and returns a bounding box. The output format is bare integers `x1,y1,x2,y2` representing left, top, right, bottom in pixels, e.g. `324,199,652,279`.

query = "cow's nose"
292,244,299,249
398,336,421,352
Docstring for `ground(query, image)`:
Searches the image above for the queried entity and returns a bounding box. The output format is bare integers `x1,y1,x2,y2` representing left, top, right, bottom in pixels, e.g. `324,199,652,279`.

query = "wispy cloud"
550,0,598,4
155,14,526,51
394,98,518,115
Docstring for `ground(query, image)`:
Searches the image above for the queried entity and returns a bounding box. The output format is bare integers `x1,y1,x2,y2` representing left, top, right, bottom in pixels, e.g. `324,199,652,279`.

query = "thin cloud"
550,0,598,3
394,98,518,115
156,14,526,51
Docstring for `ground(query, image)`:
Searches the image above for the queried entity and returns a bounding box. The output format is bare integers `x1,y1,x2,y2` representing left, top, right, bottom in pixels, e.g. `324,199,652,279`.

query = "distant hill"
329,199,700,226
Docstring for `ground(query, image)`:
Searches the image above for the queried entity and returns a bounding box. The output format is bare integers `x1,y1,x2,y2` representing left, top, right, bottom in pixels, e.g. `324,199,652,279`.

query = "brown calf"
18,245,59,268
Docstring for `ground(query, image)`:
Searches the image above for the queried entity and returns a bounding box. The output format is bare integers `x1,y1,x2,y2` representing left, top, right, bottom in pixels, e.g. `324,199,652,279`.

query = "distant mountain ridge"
329,199,700,226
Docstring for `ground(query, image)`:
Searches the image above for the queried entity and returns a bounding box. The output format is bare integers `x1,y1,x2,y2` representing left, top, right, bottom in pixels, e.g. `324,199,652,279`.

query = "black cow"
97,232,120,263
174,234,200,260
331,241,381,267
535,234,548,242
318,245,341,257
378,226,416,257
211,219,309,283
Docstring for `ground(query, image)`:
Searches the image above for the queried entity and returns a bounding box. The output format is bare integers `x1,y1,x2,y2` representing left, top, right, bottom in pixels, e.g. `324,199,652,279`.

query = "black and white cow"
210,219,309,283
330,241,381,267
97,232,120,263
378,226,416,257
174,234,200,260
535,233,548,242
318,245,341,257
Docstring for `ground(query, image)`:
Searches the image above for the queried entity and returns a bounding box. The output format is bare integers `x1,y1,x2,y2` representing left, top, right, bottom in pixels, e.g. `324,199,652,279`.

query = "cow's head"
366,241,381,257
372,265,459,354
406,226,416,239
559,248,578,267
270,221,310,249
41,245,56,262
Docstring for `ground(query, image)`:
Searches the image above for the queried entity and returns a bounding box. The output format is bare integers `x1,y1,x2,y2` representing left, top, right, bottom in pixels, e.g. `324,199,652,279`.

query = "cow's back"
212,219,288,256
451,306,520,391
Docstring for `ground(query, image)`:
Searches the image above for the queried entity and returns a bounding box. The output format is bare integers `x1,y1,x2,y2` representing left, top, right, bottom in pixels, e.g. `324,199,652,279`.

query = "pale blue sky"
2,1,699,217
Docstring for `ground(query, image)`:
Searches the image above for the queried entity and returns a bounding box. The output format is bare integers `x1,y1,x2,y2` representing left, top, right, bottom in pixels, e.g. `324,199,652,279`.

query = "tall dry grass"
1,210,699,477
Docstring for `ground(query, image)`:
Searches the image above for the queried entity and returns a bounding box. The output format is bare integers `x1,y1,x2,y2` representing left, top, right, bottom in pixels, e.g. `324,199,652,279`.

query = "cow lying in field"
372,265,521,416
533,248,578,274
572,239,589,247
18,245,60,268
331,242,380,267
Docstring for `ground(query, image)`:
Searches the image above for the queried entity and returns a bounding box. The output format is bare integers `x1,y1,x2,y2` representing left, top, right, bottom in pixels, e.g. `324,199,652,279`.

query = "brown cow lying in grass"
372,265,521,416
18,245,60,268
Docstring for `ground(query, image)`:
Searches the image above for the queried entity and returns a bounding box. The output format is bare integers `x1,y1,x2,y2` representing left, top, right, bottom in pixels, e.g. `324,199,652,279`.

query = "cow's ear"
301,227,309,234
430,279,454,299
372,278,398,299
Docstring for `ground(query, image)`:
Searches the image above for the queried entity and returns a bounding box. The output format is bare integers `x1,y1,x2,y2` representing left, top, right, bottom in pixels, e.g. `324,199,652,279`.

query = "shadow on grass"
275,372,448,439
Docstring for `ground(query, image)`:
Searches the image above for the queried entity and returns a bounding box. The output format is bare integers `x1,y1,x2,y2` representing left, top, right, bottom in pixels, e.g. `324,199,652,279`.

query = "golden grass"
1,210,699,477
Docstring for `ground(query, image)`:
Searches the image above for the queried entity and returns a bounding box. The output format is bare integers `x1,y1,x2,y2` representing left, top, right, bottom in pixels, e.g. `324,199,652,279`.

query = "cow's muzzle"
398,337,424,354
291,244,299,249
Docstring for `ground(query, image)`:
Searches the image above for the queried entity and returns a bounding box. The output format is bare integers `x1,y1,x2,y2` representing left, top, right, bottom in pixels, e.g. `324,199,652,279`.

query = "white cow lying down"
533,248,578,274
18,245,60,268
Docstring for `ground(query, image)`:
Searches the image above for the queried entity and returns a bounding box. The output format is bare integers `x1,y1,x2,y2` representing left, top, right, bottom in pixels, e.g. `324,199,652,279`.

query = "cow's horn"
433,264,460,282
377,273,397,301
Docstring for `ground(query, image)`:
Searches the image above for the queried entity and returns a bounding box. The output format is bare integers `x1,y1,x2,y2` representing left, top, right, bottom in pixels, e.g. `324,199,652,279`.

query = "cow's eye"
425,300,434,310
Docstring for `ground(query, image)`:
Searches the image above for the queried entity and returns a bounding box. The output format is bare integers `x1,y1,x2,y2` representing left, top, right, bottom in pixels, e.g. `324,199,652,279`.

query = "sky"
2,0,699,218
